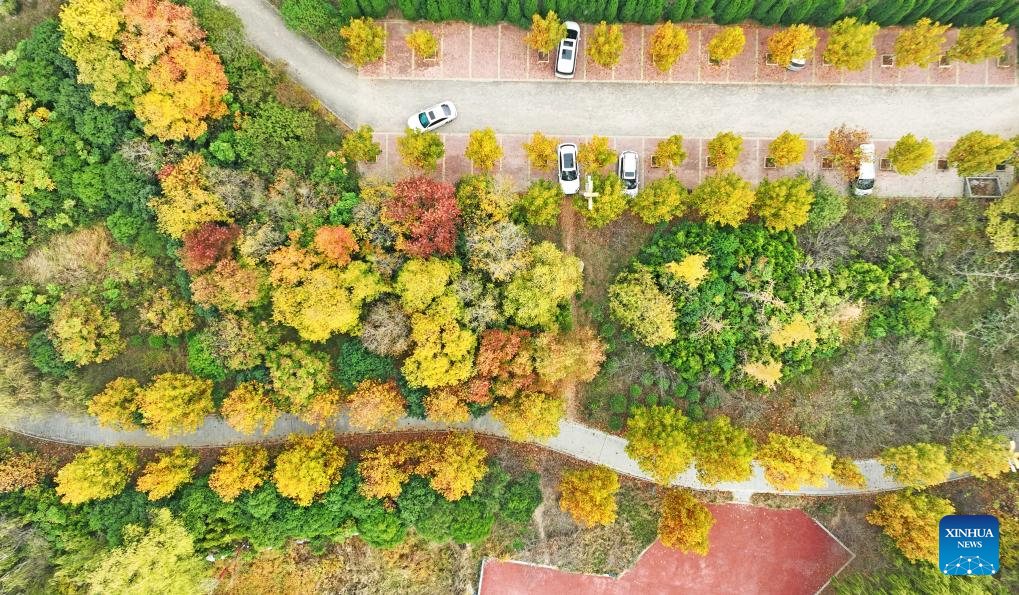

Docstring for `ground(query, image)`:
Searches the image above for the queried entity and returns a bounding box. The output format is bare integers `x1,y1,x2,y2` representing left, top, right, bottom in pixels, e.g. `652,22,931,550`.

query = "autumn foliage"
384,177,462,258
658,489,715,555
179,222,240,274
559,466,620,527
358,433,488,501
55,446,138,505
135,446,199,500
272,430,347,506
346,379,407,431
209,445,270,502
221,381,280,435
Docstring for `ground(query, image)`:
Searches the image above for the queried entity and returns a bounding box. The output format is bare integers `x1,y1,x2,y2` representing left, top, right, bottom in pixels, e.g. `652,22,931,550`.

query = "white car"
787,57,807,72
853,143,876,196
406,101,457,132
557,143,580,195
554,21,581,79
617,150,639,197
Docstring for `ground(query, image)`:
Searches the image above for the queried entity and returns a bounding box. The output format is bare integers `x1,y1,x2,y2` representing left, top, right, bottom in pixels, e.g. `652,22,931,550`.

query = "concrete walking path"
0,410,964,498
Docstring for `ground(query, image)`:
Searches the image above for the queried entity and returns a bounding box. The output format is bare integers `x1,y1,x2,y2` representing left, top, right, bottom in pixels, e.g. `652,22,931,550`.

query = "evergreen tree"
714,0,754,24
752,0,782,25
867,0,918,26
339,0,363,19
694,0,716,19
781,0,818,24
398,0,423,20
620,0,641,22
640,0,666,24
358,0,391,18
902,0,938,24
956,0,1011,26
809,0,846,26
602,0,621,22
930,0,977,23
668,0,696,22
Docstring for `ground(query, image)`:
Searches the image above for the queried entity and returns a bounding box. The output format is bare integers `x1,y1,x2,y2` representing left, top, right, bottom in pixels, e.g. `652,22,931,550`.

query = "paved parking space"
360,133,1013,198
364,21,1017,87
478,505,854,595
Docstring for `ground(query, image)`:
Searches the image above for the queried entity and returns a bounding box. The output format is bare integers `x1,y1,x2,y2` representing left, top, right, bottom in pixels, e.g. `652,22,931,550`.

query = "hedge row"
293,0,1019,29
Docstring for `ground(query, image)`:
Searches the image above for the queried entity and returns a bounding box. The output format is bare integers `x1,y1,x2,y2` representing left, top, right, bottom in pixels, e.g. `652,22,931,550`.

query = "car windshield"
418,113,430,127
856,178,875,190
562,170,578,182
441,104,451,116
623,178,637,189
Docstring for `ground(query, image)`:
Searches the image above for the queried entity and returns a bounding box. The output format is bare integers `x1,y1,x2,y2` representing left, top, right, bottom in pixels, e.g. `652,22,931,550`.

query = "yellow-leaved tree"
346,379,407,431
867,491,954,564
658,489,715,555
89,377,141,431
55,446,138,505
756,433,834,491
209,445,270,502
624,406,694,485
649,22,689,73
823,17,879,71
220,381,280,435
878,442,951,487
767,24,817,68
465,128,503,172
340,17,386,67
707,26,745,63
492,391,566,441
559,466,620,527
587,21,624,68
272,430,347,506
135,446,199,501
664,254,710,288
134,373,215,438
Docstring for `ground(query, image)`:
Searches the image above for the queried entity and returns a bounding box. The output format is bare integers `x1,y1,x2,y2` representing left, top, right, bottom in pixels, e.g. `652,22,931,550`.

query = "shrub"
405,29,438,60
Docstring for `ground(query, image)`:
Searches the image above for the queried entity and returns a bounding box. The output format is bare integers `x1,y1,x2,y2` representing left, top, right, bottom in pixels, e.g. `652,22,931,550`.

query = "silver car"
617,150,639,197
554,21,581,79
557,143,580,195
406,101,457,132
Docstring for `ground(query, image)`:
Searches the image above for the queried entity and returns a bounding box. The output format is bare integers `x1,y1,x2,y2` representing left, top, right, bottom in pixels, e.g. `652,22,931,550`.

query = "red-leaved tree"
313,225,358,266
383,177,461,258
179,222,240,274
468,328,537,404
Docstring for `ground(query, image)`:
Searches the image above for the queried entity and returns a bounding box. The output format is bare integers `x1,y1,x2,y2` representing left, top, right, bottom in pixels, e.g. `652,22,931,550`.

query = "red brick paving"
478,505,853,595
364,20,1017,87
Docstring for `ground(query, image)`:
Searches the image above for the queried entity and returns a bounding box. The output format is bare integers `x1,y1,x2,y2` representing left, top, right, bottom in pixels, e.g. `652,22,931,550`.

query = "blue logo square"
939,515,1000,575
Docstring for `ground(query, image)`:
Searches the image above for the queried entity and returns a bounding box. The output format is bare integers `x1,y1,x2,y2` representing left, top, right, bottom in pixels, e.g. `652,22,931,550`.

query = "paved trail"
7,0,1010,500
0,410,966,498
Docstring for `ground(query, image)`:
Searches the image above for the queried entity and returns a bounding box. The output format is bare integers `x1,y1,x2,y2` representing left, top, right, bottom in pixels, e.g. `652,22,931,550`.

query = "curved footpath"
0,410,966,498
219,0,1019,140
3,0,1008,499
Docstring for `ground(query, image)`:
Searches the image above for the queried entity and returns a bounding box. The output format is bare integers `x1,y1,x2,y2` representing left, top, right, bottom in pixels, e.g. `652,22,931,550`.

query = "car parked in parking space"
407,101,457,132
853,143,876,196
617,150,639,197
557,143,580,195
787,57,807,72
555,21,581,79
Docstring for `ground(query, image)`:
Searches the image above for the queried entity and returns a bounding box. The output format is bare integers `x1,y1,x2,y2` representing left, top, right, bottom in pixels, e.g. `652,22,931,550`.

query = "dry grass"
18,226,114,288
0,0,63,52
